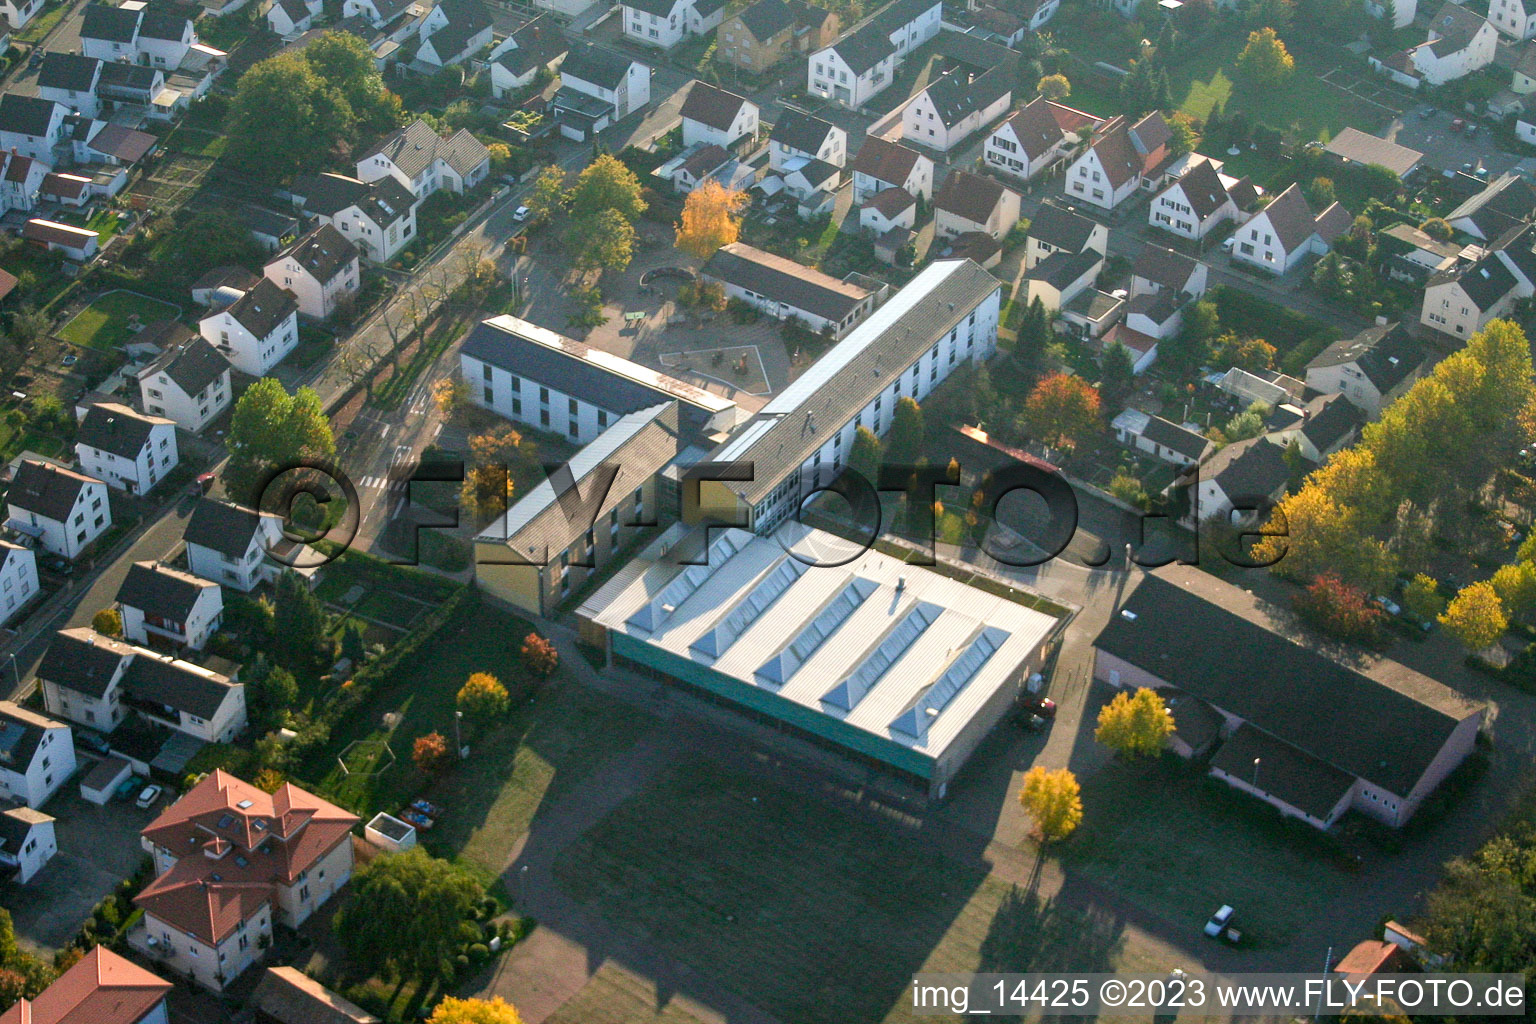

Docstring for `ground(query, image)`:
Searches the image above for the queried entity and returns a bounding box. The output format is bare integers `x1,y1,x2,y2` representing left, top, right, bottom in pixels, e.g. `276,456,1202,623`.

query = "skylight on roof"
889,626,1009,740
821,600,940,712
626,531,744,633
755,576,876,686
690,556,808,658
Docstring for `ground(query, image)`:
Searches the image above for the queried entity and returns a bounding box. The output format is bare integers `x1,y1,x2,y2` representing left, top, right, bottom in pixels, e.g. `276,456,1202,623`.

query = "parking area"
4,785,155,952
1388,112,1524,176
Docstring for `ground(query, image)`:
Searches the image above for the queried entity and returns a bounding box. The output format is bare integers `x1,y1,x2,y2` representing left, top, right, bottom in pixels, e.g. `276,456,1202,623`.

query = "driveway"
5,787,153,953
1387,113,1523,176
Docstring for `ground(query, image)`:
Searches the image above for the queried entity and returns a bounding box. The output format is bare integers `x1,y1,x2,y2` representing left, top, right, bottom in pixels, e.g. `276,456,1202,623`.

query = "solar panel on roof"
821,600,940,712
889,626,1009,739
755,576,876,685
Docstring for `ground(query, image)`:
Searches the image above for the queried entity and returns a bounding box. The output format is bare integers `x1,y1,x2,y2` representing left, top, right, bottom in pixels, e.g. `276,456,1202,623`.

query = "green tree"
161,210,267,283
91,608,122,637
225,379,337,505
340,621,367,667
1420,217,1453,241
273,571,329,674
225,52,353,182
1094,687,1175,757
525,165,567,223
1307,176,1336,208
456,672,510,722
334,847,485,980
849,425,881,484
1421,826,1536,973
302,30,401,135
1440,581,1508,651
1101,342,1135,403
567,154,646,224
1491,562,1536,618
1402,573,1446,621
885,396,925,465
571,207,636,274
1018,765,1083,842
1235,27,1295,89
249,665,299,729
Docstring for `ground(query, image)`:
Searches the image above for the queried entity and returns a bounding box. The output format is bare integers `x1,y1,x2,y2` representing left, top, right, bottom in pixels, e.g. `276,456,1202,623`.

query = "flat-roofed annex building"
476,402,683,616
579,521,1062,797
693,258,1001,533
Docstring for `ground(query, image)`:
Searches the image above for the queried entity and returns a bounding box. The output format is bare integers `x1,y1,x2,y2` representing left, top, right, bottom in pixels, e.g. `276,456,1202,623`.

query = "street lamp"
517,864,529,907
454,710,464,760
1252,757,1261,789
7,653,16,690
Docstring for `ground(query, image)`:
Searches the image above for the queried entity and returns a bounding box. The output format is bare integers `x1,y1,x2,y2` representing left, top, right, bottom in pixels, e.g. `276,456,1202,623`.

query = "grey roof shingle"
1307,321,1426,395
494,15,566,78
139,10,191,40
421,0,492,62
1448,173,1536,238
999,95,1065,160
296,173,415,228
7,459,96,522
824,21,894,75
1256,183,1325,252
0,702,59,772
921,65,1010,128
275,224,358,286
1296,393,1363,452
1029,201,1098,253
1139,415,1210,461
1026,249,1098,289
37,53,102,93
737,0,797,40
680,81,752,133
1095,565,1483,798
934,169,1011,226
700,243,869,322
37,628,134,700
137,334,231,398
561,41,636,90
116,561,216,621
223,278,297,339
1164,159,1230,220
1209,722,1357,821
77,403,170,460
1200,436,1289,500
850,135,923,185
184,499,266,560
1132,244,1197,292
770,108,836,157
81,3,142,42
122,655,238,721
0,95,61,138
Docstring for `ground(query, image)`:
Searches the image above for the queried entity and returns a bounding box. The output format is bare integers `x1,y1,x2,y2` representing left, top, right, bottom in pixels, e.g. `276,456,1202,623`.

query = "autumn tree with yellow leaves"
675,180,749,260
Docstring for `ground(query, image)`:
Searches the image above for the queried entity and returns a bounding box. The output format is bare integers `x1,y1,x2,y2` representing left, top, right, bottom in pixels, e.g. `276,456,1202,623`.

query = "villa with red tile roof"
0,947,171,1024
128,770,358,990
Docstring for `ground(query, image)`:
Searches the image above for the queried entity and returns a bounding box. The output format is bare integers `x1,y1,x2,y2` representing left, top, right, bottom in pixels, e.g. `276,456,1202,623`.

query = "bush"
468,942,490,963
1292,573,1385,644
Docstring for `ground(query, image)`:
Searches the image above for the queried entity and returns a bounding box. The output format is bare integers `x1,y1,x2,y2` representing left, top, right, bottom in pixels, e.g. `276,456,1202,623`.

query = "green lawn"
56,291,181,350
553,758,1134,1024
1056,757,1355,946
61,208,127,244
15,0,69,43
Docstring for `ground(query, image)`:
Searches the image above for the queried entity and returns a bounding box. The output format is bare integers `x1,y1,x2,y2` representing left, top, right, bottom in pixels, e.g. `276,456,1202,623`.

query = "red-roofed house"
129,771,359,990
0,947,171,1024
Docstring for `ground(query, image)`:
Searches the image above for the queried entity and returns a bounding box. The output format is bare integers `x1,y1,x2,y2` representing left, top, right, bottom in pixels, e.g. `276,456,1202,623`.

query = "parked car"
1203,904,1235,938
27,49,43,69
135,784,163,810
513,205,531,222
1019,695,1057,719
411,798,444,817
1452,118,1465,133
188,472,216,496
1372,595,1402,616
76,730,111,755
1466,121,1480,137
1221,235,1236,252
116,775,145,801
44,557,73,576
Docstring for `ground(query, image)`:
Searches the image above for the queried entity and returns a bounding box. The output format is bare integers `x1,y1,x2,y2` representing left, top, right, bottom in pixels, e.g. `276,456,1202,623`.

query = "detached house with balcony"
1148,158,1259,241
681,81,760,152
553,43,650,141
39,627,246,742
807,22,895,108
293,172,418,265
75,403,178,496
131,771,358,990
1063,111,1172,211
850,135,932,202
5,460,110,560
984,95,1102,183
622,0,724,49
356,119,490,198
0,702,73,809
116,561,223,652
719,0,837,72
184,498,316,592
198,278,300,376
137,333,232,434
1231,183,1353,275
263,225,360,321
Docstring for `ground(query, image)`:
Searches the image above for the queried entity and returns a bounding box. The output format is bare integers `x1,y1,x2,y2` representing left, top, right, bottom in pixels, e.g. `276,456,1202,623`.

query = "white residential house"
622,0,724,49
859,185,916,234
5,460,110,560
0,151,49,214
1411,5,1498,84
263,224,361,320
198,278,300,376
137,333,233,434
984,96,1102,182
769,109,845,173
487,15,567,97
901,66,1012,153
341,0,414,28
874,0,941,57
1124,244,1207,340
807,23,896,108
1366,0,1416,29
183,498,291,592
934,168,1020,240
116,560,224,652
0,95,67,164
1063,111,1172,211
0,702,73,809
850,135,932,202
0,0,40,29
0,541,38,628
1231,183,1353,275
415,0,494,67
39,628,246,743
74,403,178,496
1305,321,1429,418
553,43,651,141
79,2,142,61
680,81,760,150
0,806,56,884
137,9,197,67
1148,158,1259,241
1111,408,1213,467
266,0,323,36
1421,225,1536,337
1491,0,1534,37
1185,436,1292,526
35,53,103,118
1023,201,1108,271
293,172,418,265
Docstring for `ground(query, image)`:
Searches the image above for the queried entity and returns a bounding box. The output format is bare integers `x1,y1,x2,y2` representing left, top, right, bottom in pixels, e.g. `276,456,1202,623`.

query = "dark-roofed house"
554,42,650,140
129,771,355,990
0,701,73,808
681,81,760,151
476,402,683,615
0,94,67,163
859,184,916,235
1110,408,1213,467
985,96,1105,182
1378,221,1462,282
75,402,178,495
1094,565,1487,828
0,151,48,214
97,60,164,106
184,498,292,591
1149,157,1258,240
719,0,837,72
1412,4,1498,83
40,627,246,743
0,540,38,628
487,15,567,96
1267,392,1365,463
850,134,932,201
807,21,898,107
1421,222,1536,337
1024,201,1108,271
1065,110,1173,210
902,65,1014,153
23,218,99,262
622,0,725,49
414,0,493,67
1306,321,1428,417
1448,172,1536,240
934,168,1020,240
5,459,110,559
80,3,143,61
263,224,360,320
1232,182,1352,275
1124,245,1207,340
251,967,380,1024
292,171,418,264
0,805,56,884
1185,435,1290,526
769,107,846,170
342,0,414,30
267,0,322,36
460,314,742,444
36,53,104,117
117,560,223,651
134,9,196,67
197,277,300,375
700,242,877,339
0,947,171,1024
137,333,232,433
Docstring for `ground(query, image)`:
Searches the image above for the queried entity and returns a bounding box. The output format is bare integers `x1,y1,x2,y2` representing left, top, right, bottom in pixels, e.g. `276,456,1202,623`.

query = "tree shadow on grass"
974,885,1127,1022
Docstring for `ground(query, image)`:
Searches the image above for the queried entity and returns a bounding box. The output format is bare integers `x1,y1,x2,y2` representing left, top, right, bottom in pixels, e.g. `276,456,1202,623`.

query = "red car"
1021,695,1057,719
